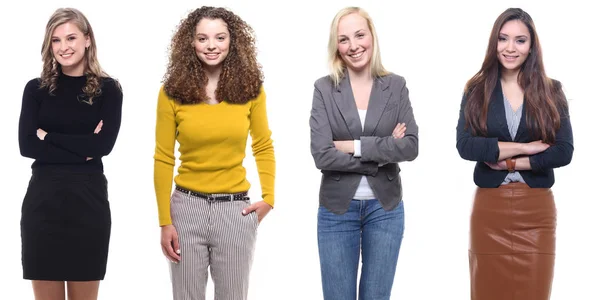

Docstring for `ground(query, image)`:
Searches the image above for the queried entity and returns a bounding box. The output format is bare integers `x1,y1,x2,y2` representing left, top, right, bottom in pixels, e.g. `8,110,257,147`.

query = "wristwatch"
505,158,516,173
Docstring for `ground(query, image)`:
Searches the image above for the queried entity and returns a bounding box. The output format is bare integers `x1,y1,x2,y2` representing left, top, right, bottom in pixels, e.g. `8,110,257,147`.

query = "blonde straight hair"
327,7,389,86
40,8,108,104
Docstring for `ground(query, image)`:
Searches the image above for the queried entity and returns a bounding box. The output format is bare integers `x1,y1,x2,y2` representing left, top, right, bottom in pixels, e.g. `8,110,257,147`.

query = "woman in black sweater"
18,8,122,300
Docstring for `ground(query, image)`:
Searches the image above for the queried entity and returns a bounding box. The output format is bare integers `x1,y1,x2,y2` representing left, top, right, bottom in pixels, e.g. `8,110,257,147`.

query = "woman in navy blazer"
456,8,573,300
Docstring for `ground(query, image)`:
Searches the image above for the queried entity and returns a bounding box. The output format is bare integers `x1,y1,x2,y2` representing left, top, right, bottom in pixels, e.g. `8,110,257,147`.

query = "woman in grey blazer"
309,6,418,300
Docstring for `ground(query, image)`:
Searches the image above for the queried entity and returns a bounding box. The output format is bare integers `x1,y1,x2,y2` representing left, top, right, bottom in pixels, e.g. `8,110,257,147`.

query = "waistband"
175,186,249,202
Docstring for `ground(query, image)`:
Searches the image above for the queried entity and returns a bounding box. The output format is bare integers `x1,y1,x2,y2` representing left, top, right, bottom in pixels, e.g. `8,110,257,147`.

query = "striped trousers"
170,189,259,300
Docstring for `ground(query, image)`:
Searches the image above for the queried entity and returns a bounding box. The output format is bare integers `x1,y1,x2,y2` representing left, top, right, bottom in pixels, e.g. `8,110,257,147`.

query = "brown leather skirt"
469,182,556,300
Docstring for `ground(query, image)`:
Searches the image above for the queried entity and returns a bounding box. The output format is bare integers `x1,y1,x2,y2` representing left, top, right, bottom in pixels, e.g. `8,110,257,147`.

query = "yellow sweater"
153,86,275,226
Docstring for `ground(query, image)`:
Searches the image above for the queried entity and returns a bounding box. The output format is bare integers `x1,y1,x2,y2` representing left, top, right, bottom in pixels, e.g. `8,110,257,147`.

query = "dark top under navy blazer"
456,78,574,188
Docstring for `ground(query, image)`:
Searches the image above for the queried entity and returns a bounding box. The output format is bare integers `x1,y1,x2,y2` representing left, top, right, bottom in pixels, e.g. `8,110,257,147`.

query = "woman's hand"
94,120,103,134
333,141,354,154
36,129,47,140
86,120,104,161
521,140,550,155
160,224,181,263
485,160,508,171
242,201,273,223
392,123,406,139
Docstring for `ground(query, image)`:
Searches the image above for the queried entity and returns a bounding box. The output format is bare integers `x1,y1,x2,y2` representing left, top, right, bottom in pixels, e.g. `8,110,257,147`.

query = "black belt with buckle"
175,186,249,201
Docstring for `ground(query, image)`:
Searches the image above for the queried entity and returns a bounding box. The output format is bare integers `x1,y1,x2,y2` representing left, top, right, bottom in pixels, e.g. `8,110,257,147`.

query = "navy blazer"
456,78,573,188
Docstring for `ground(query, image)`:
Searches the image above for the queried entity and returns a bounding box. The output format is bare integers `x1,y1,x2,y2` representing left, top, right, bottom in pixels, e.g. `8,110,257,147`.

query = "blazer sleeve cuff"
485,137,501,163
528,155,542,173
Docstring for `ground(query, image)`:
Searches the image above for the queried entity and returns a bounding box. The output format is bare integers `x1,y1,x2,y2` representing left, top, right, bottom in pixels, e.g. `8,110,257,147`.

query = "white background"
1,0,598,299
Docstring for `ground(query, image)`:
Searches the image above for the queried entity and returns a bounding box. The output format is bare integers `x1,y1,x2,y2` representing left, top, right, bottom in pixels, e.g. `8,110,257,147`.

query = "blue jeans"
318,199,405,300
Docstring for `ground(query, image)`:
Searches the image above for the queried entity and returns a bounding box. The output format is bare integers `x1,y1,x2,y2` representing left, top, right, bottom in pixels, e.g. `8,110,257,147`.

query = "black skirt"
20,169,111,281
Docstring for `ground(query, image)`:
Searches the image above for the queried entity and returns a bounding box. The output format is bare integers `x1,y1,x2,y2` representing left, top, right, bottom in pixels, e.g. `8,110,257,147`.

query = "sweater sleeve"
18,79,86,163
153,86,177,226
44,79,123,158
249,87,276,207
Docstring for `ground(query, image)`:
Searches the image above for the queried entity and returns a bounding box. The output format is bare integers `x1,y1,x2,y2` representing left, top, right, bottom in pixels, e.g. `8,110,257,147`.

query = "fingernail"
242,210,247,215
176,249,180,254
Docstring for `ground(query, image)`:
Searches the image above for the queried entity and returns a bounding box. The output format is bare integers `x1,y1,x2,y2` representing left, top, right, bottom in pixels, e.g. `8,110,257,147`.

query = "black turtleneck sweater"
18,73,123,172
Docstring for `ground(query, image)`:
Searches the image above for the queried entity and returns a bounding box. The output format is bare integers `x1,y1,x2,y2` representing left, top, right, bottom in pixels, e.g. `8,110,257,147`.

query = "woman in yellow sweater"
153,6,275,300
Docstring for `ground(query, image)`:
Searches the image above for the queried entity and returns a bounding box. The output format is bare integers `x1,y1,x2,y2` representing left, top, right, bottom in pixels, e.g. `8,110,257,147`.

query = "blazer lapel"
490,77,511,139
364,76,392,136
333,74,363,139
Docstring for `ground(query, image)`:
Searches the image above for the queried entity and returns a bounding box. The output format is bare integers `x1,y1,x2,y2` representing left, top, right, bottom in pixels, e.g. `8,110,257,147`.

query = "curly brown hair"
40,8,109,104
163,6,263,104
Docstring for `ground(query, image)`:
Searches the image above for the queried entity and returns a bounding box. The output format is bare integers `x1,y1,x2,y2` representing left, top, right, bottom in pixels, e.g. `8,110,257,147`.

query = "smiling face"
336,12,373,74
193,17,230,71
51,21,90,76
497,19,531,72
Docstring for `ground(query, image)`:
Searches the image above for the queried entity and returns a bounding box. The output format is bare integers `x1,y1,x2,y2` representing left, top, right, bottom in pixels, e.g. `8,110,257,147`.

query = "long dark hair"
463,8,566,143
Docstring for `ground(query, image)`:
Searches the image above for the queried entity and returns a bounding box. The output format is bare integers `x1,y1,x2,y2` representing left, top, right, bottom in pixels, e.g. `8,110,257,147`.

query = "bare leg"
66,281,100,300
32,280,65,300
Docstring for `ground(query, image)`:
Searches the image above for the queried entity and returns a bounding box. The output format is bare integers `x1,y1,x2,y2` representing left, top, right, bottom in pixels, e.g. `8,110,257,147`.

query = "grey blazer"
310,72,418,214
